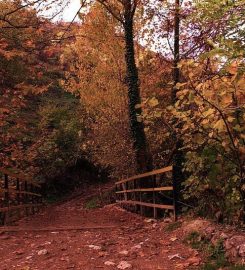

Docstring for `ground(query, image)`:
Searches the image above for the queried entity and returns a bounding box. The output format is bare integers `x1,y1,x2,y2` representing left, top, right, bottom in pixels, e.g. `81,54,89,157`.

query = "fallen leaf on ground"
37,249,48,255
104,261,116,266
88,245,101,250
117,261,132,269
168,254,184,260
170,237,178,242
119,250,129,255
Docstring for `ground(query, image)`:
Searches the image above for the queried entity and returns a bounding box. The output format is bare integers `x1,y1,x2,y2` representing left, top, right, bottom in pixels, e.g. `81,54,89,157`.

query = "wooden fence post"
16,178,20,218
133,179,136,213
31,184,34,215
139,188,143,215
115,166,175,219
24,181,28,216
173,171,178,221
4,174,9,224
0,169,43,224
153,176,157,219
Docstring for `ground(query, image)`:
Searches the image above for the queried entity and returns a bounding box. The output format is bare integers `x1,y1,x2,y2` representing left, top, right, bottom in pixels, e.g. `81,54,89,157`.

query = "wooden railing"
115,166,177,220
0,168,43,225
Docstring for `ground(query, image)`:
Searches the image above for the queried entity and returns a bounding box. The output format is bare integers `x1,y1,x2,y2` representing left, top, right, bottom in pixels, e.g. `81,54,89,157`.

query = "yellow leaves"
154,111,162,118
201,119,209,125
237,76,245,88
196,83,204,91
177,62,183,68
221,94,233,106
203,108,215,117
176,89,189,100
226,62,238,75
194,97,203,106
227,116,235,123
148,97,159,107
167,105,174,111
175,100,180,107
206,39,216,48
213,119,225,132
186,59,195,65
176,82,187,89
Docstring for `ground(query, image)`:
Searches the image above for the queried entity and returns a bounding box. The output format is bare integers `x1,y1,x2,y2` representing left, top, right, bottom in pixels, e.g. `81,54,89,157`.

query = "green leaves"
170,57,245,222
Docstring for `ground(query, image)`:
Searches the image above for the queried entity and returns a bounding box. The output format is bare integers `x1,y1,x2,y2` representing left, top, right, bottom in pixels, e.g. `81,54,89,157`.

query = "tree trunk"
123,5,152,173
172,0,183,214
172,0,180,104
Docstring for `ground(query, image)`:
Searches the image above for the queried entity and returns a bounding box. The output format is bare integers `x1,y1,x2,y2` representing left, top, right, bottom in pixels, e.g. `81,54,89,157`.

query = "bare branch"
3,0,45,18
57,0,87,44
0,17,39,29
131,0,138,18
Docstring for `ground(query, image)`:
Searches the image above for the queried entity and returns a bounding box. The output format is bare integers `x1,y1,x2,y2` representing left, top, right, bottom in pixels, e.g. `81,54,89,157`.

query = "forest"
0,0,244,227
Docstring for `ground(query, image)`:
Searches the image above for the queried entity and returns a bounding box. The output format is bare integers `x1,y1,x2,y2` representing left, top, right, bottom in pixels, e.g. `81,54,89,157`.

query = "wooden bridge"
115,165,177,220
0,168,42,225
0,165,176,226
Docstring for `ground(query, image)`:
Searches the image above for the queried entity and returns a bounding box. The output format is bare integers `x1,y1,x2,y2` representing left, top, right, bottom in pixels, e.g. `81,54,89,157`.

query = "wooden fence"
115,166,177,220
0,168,42,225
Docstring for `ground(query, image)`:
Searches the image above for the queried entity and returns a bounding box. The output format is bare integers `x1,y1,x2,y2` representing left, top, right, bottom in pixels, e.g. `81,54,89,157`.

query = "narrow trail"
0,185,201,270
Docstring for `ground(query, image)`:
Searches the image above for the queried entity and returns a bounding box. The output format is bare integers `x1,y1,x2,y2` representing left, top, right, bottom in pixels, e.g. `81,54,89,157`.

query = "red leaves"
25,40,36,49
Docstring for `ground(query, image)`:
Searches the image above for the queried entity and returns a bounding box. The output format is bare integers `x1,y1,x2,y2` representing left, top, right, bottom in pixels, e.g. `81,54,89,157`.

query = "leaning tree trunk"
123,5,152,174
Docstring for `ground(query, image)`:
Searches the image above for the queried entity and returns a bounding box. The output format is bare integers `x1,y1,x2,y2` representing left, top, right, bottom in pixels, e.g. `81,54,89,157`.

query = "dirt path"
0,188,201,270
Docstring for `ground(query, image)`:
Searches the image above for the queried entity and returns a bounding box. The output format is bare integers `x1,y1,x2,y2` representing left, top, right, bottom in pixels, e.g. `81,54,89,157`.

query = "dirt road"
0,188,201,270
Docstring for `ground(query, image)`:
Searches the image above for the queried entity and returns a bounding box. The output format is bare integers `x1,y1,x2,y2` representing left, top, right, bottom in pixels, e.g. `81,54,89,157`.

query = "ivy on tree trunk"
97,0,152,174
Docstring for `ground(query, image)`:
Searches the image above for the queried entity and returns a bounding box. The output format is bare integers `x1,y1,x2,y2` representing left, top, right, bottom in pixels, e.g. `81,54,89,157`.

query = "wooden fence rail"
0,168,43,225
115,166,177,220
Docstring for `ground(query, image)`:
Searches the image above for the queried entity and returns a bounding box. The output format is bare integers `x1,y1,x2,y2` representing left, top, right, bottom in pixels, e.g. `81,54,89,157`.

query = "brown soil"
0,185,201,270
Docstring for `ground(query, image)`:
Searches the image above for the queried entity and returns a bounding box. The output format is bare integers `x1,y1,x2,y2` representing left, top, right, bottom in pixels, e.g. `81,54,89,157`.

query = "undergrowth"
184,231,244,270
165,221,182,232
85,189,115,209
85,197,99,209
44,193,66,204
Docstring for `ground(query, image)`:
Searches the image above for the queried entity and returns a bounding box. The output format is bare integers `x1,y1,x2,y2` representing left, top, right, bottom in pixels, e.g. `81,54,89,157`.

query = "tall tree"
172,0,180,104
172,0,183,211
96,0,152,173
63,5,137,178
